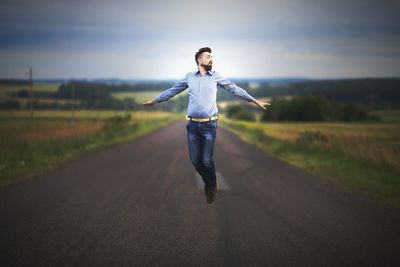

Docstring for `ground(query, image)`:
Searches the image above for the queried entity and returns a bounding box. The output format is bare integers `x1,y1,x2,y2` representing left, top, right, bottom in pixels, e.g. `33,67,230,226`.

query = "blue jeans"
186,119,218,189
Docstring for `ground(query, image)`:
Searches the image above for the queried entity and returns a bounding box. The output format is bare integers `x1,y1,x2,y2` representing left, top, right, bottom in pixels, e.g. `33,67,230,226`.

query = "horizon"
2,75,399,83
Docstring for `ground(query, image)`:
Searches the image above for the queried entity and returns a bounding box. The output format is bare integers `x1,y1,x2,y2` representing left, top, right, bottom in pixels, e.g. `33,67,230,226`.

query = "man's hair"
195,47,212,65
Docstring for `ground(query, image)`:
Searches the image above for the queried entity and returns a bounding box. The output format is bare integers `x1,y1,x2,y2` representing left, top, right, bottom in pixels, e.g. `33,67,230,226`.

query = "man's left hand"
253,99,271,110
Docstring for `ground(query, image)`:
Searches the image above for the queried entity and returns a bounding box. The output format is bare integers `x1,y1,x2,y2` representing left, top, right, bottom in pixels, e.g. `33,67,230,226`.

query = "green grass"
219,118,400,207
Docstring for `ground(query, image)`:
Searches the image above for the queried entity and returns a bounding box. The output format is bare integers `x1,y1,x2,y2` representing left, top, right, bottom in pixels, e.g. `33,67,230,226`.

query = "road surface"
1,120,399,266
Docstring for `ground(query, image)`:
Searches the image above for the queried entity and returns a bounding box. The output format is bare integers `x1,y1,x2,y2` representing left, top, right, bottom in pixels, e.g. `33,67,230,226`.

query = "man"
143,47,270,204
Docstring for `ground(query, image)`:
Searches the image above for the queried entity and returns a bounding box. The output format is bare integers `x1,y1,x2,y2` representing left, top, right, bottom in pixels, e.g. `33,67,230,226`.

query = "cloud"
0,0,399,78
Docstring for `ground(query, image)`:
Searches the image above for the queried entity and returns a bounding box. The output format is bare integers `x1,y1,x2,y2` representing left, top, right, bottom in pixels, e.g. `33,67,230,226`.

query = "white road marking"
195,172,231,190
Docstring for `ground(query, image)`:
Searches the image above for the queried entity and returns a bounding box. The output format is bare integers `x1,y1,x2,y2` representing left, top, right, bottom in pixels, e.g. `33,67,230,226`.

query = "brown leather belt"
186,114,218,122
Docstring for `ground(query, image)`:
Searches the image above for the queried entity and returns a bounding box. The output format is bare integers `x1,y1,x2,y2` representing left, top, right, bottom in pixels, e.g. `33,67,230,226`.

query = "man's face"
199,52,213,71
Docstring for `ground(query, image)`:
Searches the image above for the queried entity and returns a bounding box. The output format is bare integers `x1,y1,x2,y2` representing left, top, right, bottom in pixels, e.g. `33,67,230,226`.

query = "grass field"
0,110,178,122
111,91,163,103
0,83,62,108
0,110,184,186
111,90,189,103
371,110,400,122
230,119,400,168
218,114,400,207
218,97,271,109
0,83,60,98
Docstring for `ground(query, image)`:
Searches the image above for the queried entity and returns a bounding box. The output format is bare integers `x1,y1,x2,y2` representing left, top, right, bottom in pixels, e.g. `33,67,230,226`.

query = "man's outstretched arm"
215,72,271,110
143,73,189,106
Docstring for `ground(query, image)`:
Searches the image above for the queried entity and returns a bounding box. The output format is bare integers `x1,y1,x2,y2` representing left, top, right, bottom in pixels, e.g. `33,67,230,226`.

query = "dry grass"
0,110,181,186
0,110,180,141
0,110,175,120
17,122,105,141
222,116,400,169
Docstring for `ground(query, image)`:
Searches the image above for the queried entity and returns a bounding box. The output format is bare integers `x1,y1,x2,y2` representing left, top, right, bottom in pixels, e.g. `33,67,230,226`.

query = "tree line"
1,78,399,114
227,95,381,122
240,78,400,110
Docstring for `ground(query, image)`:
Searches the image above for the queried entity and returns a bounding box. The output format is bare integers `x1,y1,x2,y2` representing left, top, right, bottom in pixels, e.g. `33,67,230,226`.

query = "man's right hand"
142,99,157,106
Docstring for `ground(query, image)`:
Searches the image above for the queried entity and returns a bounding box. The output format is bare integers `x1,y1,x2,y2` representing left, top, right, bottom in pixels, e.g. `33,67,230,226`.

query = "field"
0,110,177,122
0,83,68,108
111,90,189,103
234,119,400,168
0,83,59,97
0,110,183,186
0,83,181,104
111,91,162,103
371,110,400,122
218,114,400,206
218,97,272,109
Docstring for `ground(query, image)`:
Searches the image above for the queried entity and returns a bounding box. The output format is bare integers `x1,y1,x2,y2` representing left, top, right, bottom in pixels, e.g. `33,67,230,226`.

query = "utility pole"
29,66,34,118
71,83,76,124
113,98,117,116
96,87,100,122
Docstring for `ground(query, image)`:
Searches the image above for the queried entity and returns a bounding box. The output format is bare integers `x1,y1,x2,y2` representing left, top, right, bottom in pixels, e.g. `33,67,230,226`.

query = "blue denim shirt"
154,70,256,118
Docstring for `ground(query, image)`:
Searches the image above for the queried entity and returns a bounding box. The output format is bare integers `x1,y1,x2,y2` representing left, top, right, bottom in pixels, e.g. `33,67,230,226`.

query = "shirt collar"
195,69,213,76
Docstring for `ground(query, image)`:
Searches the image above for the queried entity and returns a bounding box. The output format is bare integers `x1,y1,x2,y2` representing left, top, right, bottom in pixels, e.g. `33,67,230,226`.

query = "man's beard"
201,62,213,71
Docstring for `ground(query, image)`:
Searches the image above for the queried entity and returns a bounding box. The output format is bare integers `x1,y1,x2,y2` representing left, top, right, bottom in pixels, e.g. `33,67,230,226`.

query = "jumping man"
143,47,271,204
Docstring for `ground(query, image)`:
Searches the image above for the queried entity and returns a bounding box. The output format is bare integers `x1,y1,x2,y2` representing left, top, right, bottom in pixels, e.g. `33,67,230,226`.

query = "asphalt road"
1,120,399,267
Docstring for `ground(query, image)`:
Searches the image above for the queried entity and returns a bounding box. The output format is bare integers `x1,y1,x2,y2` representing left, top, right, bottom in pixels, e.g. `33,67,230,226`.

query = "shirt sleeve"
154,73,190,103
214,71,256,102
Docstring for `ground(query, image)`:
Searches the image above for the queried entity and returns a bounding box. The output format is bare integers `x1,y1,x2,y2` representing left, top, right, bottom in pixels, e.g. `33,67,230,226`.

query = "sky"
0,0,399,80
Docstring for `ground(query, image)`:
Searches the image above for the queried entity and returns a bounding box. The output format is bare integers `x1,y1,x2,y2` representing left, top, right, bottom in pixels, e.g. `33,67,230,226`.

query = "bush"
226,105,243,118
16,89,30,97
338,103,381,122
0,100,20,109
235,109,256,121
226,104,256,121
262,95,331,121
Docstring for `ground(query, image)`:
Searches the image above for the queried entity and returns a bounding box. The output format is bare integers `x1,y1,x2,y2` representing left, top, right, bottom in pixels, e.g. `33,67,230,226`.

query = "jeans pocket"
205,120,217,130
